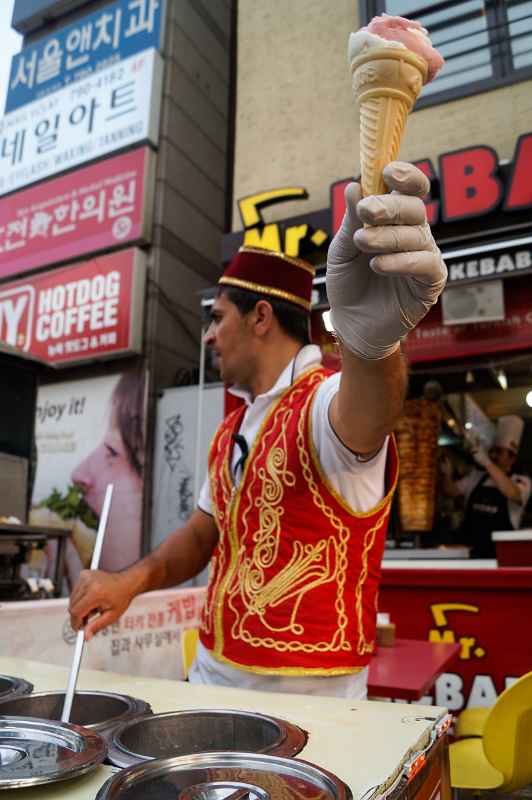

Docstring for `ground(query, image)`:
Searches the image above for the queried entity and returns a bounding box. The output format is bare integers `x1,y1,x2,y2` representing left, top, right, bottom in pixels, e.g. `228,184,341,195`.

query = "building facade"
3,0,235,566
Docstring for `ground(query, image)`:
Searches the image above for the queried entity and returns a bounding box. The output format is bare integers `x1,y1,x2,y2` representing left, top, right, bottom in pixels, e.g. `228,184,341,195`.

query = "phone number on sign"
48,331,118,357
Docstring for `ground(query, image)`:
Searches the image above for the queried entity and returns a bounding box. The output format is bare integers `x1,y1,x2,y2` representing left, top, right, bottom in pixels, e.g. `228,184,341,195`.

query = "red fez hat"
219,247,315,311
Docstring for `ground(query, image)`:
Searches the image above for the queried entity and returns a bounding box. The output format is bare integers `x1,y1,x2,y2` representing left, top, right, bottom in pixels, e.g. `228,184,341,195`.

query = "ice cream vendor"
69,160,447,698
69,13,449,698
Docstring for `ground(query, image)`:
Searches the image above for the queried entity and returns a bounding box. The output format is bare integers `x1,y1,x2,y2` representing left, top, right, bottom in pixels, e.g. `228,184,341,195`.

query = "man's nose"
203,322,215,345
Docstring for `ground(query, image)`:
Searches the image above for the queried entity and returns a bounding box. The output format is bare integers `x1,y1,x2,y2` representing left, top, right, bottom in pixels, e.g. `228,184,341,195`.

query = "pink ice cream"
348,14,444,83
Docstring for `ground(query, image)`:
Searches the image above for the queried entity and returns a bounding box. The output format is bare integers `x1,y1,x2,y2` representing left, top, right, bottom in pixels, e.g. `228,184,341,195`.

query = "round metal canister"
107,709,308,768
0,690,151,739
0,715,106,789
96,751,352,800
0,675,33,701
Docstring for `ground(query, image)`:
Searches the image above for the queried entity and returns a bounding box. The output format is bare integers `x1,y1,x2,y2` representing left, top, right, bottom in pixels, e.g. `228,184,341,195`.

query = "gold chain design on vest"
203,423,235,634
295,387,351,652
355,512,389,655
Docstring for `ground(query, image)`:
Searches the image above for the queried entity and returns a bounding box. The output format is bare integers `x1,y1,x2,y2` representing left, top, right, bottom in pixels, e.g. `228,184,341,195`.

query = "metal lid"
96,752,352,799
0,690,151,738
107,709,307,768
0,675,33,701
0,715,106,789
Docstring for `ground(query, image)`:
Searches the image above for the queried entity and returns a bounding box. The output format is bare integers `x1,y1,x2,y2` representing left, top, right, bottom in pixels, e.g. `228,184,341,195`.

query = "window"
361,0,532,106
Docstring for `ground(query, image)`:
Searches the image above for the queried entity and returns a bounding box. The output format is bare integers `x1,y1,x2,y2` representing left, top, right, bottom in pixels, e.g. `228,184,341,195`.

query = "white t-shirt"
192,345,389,698
198,344,388,515
456,469,531,529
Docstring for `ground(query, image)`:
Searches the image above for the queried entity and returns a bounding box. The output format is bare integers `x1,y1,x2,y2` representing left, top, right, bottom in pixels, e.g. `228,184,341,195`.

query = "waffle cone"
350,47,428,197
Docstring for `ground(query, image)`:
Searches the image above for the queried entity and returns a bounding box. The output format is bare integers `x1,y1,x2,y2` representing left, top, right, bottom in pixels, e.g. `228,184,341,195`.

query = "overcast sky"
0,0,22,115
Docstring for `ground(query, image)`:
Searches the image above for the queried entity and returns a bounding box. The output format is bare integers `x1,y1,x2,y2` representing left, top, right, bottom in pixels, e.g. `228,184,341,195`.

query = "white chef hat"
494,415,524,455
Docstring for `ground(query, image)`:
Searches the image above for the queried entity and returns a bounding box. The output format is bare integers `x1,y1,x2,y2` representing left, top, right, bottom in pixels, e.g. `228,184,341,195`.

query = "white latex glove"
465,431,491,468
326,161,448,360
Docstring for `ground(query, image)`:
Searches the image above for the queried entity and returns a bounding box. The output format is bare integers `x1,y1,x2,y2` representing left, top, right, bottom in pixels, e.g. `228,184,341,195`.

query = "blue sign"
5,0,165,114
11,1,89,35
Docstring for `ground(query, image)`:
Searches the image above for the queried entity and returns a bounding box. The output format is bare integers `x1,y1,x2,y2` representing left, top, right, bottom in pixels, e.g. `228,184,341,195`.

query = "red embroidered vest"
200,366,398,675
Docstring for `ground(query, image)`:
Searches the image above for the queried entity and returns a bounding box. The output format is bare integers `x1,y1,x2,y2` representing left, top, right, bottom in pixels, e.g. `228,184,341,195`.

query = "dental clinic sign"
0,248,146,365
0,48,163,197
0,146,155,280
6,0,165,113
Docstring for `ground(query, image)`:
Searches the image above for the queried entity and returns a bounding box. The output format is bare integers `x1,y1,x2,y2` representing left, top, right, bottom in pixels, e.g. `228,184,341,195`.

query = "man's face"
489,445,516,474
204,293,255,386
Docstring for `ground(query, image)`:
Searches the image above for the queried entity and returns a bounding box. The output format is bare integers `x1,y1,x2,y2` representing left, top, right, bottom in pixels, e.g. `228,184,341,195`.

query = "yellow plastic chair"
450,670,532,792
180,627,199,679
454,680,528,740
454,705,489,738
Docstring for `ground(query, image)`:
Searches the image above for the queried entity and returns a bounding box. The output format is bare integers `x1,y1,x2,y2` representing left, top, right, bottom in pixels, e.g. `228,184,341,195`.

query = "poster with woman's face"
30,369,146,589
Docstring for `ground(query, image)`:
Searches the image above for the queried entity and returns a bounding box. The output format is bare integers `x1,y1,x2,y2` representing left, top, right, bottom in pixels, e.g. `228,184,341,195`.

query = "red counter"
378,563,532,714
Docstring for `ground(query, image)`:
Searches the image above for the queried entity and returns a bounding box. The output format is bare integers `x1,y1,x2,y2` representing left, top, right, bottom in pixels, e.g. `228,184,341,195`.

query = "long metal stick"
61,483,114,723
193,325,206,507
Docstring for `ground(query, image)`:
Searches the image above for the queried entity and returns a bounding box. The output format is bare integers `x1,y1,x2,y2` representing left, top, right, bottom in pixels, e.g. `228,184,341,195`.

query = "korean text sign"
0,48,163,198
0,248,146,365
6,0,165,113
0,147,155,280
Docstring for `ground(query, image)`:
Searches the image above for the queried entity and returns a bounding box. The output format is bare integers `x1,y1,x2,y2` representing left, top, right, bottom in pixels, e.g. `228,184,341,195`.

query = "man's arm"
330,345,407,454
474,454,523,503
485,461,522,503
466,437,523,503
69,508,218,640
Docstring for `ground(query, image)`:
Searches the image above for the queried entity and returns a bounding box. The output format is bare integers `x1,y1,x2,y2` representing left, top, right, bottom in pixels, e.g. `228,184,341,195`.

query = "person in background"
441,415,531,558
69,161,447,698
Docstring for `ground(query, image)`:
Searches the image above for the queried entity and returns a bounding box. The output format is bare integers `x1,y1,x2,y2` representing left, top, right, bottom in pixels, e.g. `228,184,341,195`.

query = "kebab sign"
0,248,146,365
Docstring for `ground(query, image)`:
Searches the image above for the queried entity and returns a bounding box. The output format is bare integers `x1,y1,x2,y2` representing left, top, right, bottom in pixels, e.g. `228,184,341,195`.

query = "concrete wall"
147,0,234,389
232,0,532,228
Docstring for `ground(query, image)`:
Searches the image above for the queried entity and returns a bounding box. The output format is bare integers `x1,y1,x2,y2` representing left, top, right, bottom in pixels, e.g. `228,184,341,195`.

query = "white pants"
188,641,368,699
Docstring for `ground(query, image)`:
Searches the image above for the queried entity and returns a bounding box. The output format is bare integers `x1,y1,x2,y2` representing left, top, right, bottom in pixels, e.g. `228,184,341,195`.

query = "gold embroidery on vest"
306,389,396,654
355,512,389,655
225,370,350,653
253,414,296,569
296,387,351,652
204,423,234,635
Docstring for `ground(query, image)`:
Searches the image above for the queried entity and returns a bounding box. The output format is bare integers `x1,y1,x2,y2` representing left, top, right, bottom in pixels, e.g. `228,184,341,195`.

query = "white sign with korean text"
0,48,163,197
0,588,206,679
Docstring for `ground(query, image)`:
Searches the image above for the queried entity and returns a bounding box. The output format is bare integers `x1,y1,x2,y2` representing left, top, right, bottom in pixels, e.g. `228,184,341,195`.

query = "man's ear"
252,299,275,336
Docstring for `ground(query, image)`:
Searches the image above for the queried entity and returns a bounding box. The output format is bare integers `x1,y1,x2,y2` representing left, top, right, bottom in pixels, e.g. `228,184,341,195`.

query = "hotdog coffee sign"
0,248,146,365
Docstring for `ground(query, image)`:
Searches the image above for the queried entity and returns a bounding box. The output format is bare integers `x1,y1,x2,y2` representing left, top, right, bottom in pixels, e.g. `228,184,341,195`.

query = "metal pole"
193,327,206,507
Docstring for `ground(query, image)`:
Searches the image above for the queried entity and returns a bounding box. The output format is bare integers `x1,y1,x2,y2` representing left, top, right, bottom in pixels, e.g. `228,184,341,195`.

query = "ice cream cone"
350,47,428,197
